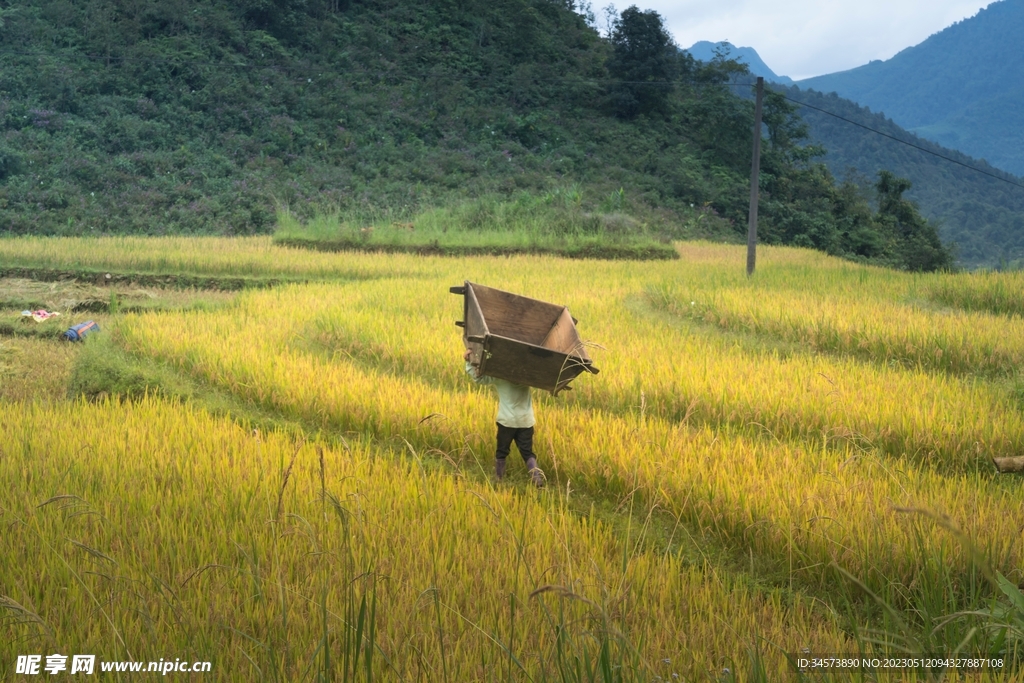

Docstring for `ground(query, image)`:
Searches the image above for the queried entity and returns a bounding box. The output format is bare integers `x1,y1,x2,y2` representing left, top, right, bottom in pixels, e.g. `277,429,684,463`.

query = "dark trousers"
496,423,535,463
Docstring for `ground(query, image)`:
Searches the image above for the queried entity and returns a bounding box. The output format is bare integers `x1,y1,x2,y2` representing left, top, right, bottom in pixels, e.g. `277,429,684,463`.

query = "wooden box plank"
462,282,489,367
472,284,564,345
540,307,586,357
482,335,592,393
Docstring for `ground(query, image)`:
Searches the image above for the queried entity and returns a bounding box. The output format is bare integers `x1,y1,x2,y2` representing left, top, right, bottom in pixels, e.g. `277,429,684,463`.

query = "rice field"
0,336,78,401
649,276,1024,377
922,269,1024,318
0,235,422,280
111,268,1024,598
3,236,1024,680
1,398,856,681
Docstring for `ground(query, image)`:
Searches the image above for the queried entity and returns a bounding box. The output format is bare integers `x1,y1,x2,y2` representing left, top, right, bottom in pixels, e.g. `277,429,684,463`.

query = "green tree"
875,170,955,271
606,5,678,118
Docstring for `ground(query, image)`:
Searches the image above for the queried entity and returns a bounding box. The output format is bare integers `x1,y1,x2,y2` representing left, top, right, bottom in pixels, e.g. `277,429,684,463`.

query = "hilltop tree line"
0,0,952,270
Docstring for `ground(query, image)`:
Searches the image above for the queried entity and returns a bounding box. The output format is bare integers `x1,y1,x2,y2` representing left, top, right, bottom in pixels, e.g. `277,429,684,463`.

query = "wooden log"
993,456,1024,474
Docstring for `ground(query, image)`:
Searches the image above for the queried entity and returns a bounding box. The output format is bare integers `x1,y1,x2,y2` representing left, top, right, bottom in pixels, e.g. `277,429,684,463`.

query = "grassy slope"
272,196,683,260
0,0,745,239
2,0,959,272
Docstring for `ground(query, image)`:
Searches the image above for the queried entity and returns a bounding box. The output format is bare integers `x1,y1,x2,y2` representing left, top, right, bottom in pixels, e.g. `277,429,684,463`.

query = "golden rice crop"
649,279,1024,377
0,235,430,280
4,235,1022,316
112,278,1024,602
0,397,853,681
0,337,78,401
8,236,1024,677
0,236,911,286
921,268,1024,317
281,275,1024,472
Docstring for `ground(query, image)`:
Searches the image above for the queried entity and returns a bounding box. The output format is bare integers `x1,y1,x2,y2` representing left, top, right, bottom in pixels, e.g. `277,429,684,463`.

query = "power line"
770,90,1024,190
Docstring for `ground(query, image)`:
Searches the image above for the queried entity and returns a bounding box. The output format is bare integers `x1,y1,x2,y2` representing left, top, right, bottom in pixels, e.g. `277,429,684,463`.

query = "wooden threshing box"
451,281,599,395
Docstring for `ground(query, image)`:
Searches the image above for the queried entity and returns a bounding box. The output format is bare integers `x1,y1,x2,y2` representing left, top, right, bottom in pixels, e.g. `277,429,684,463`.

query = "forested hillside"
781,86,1024,267
0,0,950,269
798,0,1024,176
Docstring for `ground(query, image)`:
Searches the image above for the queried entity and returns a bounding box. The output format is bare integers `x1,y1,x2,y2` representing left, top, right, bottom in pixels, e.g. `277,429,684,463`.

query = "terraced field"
2,237,1022,681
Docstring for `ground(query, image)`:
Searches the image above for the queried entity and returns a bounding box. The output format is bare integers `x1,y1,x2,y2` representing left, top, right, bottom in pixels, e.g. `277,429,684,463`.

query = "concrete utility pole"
746,76,764,277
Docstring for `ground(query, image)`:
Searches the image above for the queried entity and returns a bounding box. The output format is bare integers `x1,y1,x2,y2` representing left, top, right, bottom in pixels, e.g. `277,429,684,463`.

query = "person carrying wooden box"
464,348,545,488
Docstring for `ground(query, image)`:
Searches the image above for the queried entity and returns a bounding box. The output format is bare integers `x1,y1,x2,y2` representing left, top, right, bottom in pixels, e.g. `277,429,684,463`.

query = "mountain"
779,85,1024,268
685,41,794,84
798,0,1024,176
0,0,955,270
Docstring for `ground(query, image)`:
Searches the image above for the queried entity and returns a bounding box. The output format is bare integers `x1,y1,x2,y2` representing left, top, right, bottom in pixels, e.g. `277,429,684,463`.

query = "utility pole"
746,76,764,276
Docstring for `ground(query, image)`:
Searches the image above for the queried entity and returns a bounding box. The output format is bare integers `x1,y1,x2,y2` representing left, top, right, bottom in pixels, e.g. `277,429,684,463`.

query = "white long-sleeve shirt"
466,362,535,428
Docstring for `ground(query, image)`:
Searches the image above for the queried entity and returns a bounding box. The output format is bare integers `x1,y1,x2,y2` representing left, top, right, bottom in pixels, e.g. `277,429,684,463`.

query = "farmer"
464,348,545,487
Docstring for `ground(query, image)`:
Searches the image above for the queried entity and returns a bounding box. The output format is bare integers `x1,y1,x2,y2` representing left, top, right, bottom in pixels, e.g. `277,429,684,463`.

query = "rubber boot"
495,457,507,481
525,457,545,488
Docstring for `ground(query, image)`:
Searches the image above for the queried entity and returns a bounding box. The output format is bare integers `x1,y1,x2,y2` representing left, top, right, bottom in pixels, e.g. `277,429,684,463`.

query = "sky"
631,0,994,80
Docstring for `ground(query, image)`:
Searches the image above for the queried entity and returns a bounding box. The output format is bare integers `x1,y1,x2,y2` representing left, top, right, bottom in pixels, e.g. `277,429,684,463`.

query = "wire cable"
768,89,1024,189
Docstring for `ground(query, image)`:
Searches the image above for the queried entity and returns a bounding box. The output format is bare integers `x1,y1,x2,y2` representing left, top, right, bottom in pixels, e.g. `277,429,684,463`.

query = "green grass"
273,193,684,260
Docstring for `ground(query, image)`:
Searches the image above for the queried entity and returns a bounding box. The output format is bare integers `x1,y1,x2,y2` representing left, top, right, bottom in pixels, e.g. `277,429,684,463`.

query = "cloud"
638,0,991,79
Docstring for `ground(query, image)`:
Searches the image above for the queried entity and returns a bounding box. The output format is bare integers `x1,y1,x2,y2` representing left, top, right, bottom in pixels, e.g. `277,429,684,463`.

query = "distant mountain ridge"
684,41,794,84
780,85,1024,267
798,0,1024,175
684,30,1024,267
